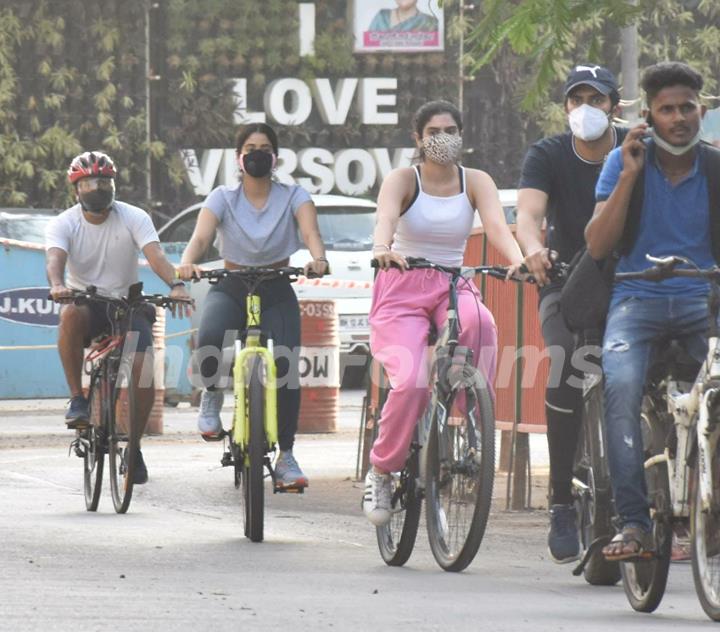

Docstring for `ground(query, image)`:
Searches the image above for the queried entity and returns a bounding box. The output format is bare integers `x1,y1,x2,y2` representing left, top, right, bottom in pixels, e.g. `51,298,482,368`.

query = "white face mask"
650,128,703,156
568,104,610,141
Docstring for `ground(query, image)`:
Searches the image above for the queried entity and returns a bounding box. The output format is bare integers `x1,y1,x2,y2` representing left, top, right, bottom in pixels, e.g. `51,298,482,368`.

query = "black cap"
564,65,619,97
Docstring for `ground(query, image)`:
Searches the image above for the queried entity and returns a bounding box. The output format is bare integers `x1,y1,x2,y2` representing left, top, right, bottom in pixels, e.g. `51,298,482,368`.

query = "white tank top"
392,165,475,267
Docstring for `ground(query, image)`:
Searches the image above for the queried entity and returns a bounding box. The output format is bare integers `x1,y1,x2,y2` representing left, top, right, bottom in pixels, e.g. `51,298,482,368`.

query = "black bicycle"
367,257,518,572
571,329,622,586
56,283,190,513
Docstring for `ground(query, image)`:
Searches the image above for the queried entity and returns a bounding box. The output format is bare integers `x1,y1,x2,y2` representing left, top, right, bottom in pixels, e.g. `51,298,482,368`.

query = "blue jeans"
602,296,708,531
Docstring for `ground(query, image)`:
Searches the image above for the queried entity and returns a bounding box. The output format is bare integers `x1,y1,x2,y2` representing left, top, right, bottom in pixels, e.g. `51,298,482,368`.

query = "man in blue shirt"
586,62,714,560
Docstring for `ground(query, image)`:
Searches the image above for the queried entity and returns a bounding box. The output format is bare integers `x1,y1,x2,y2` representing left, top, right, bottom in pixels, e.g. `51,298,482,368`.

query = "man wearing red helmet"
45,151,190,484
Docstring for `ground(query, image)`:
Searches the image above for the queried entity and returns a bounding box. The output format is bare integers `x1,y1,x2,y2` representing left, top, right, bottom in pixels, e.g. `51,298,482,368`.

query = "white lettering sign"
299,3,316,57
182,147,414,197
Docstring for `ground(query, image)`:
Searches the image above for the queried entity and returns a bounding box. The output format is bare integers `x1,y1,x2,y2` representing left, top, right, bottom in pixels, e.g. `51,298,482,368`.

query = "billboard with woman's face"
354,0,444,53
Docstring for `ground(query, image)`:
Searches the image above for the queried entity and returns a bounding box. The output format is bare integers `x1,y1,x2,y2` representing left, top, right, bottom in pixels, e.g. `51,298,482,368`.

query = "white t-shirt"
45,201,159,297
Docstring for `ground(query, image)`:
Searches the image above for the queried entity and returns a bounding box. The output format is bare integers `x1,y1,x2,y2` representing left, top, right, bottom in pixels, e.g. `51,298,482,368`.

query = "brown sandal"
603,526,655,562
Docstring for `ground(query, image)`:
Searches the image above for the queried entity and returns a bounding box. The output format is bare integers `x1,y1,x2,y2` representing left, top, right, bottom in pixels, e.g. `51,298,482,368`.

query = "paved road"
0,398,713,631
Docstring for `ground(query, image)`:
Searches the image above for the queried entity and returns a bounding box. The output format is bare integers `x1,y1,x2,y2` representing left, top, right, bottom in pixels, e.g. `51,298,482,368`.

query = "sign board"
353,0,444,53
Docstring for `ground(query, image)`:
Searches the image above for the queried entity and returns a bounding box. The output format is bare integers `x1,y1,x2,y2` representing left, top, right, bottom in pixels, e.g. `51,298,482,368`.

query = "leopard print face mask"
422,132,462,165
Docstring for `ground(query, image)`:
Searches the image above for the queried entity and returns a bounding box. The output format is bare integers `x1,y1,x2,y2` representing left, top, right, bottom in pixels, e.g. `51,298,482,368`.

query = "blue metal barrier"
0,239,194,400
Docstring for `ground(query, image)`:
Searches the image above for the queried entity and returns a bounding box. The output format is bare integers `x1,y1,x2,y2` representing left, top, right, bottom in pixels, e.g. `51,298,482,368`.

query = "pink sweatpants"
368,268,497,473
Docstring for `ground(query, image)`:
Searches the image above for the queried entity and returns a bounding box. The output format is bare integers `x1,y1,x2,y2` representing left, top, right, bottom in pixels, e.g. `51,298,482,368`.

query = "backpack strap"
702,143,720,263
619,163,645,256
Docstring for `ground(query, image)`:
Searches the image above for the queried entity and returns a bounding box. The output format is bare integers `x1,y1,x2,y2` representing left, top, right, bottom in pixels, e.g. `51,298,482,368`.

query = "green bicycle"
198,266,308,542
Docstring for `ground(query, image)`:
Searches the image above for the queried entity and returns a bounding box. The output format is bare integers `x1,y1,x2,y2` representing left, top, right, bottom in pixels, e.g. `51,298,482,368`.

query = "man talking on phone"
586,62,720,561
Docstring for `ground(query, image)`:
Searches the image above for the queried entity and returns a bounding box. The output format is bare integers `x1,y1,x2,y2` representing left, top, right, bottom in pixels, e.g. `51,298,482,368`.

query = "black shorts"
84,301,156,351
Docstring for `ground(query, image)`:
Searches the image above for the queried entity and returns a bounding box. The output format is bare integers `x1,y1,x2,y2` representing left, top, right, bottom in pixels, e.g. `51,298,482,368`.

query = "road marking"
0,469,77,491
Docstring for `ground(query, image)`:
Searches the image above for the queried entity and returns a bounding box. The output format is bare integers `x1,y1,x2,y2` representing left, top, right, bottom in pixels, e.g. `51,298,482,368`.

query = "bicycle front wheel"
425,380,495,572
691,432,720,621
83,373,105,511
573,378,620,585
376,441,422,566
243,355,265,542
108,359,138,514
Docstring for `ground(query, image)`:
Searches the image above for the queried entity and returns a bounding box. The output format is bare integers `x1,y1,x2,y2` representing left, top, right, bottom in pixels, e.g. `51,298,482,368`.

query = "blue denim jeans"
602,296,708,531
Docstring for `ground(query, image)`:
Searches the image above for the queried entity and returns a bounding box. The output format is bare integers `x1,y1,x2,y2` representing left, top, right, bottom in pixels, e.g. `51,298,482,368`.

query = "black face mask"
79,189,114,213
242,150,274,178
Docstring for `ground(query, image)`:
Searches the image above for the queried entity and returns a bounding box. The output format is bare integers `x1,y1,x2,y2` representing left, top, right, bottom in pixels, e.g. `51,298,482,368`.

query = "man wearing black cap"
517,65,626,564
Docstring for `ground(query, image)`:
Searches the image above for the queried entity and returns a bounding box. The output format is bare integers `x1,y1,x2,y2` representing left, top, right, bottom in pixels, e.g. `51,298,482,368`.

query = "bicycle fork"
231,338,278,451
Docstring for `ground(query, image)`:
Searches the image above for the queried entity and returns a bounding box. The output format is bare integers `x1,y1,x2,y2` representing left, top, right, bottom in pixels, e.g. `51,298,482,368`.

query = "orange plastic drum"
297,299,339,433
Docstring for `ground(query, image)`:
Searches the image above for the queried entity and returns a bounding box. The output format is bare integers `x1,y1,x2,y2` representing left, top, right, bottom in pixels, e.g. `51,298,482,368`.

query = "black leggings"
196,276,301,451
539,290,586,506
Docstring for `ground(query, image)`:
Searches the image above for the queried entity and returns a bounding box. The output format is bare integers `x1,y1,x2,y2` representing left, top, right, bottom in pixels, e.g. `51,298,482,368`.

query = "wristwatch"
170,280,186,289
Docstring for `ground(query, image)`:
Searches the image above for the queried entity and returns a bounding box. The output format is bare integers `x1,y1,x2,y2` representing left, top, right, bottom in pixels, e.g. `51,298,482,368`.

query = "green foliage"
0,0,461,212
0,1,148,209
463,0,720,136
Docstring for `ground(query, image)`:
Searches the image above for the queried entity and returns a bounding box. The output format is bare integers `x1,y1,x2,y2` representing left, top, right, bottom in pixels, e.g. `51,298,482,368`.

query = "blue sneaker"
65,395,89,429
548,504,581,563
197,390,223,440
274,450,309,489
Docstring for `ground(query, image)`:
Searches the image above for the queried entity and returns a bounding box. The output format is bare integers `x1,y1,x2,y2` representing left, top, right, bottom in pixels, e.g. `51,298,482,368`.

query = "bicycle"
196,266,311,543
55,283,190,514
571,329,622,586
367,256,516,572
608,254,720,620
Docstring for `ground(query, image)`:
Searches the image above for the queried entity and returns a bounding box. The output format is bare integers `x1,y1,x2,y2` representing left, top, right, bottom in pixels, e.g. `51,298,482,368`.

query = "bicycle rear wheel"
108,359,138,514
83,373,105,512
425,379,495,572
243,355,265,542
376,440,422,566
691,430,720,621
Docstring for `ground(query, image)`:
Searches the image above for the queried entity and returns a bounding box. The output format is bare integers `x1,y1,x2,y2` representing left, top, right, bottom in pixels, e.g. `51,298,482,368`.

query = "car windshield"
0,214,54,244
314,207,374,251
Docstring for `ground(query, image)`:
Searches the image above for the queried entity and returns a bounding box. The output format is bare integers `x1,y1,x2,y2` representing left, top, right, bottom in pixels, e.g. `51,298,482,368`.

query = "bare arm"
143,241,180,287
585,124,647,259
373,168,414,269
176,207,219,280
46,247,71,300
516,187,553,285
143,241,192,316
295,200,329,276
469,170,523,268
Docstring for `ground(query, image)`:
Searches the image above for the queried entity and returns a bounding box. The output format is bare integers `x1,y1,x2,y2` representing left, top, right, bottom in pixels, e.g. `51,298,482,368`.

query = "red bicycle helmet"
67,151,117,184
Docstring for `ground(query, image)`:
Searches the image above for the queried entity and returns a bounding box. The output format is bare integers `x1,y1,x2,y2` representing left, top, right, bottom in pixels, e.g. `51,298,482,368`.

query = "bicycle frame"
232,293,278,450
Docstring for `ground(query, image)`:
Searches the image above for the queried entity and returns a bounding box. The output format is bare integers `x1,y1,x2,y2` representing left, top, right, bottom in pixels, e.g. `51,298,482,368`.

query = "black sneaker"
133,449,148,485
123,448,148,485
548,504,581,563
65,395,90,429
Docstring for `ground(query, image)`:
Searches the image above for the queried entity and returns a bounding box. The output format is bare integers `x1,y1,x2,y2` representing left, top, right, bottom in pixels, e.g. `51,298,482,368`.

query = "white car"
157,194,376,385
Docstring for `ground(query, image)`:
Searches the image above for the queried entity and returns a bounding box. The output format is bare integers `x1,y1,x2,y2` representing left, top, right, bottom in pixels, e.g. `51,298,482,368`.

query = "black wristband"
170,280,186,289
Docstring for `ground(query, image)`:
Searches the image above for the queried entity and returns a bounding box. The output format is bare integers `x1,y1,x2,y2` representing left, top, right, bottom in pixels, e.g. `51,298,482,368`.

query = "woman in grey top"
177,123,328,488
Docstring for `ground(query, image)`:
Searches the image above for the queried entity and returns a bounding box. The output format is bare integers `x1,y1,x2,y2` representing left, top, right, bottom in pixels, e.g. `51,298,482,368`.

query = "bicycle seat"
647,338,699,385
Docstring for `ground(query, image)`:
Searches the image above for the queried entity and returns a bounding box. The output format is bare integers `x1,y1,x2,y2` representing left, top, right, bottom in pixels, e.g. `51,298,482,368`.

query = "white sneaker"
197,389,223,438
362,469,392,526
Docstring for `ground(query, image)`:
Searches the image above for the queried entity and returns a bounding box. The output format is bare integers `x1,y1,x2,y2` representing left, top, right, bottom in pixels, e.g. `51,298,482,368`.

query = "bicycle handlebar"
371,256,568,285
197,266,310,281
615,254,720,282
50,285,193,310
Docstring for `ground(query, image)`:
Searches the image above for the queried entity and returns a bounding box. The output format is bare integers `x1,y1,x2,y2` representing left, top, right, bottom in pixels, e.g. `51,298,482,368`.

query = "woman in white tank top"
362,100,525,527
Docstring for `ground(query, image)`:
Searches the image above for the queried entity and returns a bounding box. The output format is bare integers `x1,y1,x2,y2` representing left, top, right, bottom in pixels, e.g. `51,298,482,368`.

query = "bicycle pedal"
273,484,305,494
220,451,234,467
201,429,226,443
